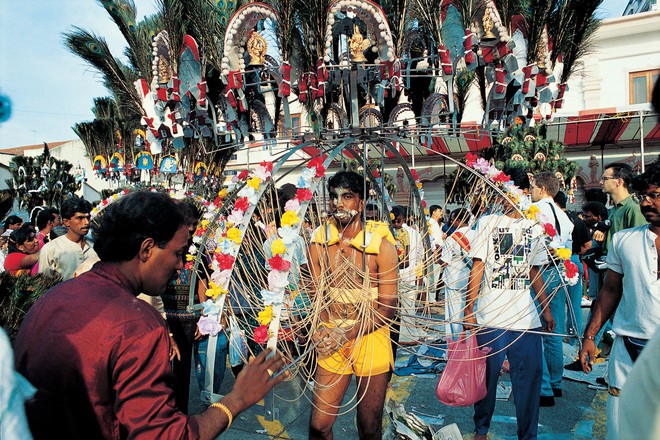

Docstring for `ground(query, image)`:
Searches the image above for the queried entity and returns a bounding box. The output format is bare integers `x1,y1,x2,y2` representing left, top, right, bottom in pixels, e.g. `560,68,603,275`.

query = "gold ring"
267,368,274,377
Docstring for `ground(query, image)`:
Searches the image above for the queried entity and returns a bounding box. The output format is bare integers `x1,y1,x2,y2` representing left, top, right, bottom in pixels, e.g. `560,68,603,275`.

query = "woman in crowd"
4,224,40,276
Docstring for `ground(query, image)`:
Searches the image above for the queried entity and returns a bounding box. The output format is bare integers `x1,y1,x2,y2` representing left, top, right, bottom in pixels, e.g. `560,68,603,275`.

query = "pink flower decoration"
253,325,269,344
268,255,291,272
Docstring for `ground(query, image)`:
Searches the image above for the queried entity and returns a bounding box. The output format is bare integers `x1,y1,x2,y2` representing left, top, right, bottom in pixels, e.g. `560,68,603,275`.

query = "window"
629,69,660,104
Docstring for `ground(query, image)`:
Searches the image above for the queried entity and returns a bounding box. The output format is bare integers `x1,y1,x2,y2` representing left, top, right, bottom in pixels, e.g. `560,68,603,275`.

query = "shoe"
552,388,562,397
540,395,555,407
564,359,583,371
581,297,593,307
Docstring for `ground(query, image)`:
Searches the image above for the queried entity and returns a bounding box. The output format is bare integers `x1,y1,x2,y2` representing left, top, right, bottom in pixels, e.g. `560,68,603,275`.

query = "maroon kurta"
15,262,201,439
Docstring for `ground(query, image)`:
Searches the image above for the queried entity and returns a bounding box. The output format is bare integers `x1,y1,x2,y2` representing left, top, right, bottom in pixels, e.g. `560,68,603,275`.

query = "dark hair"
61,197,92,220
429,205,442,216
534,171,560,196
36,208,59,230
4,215,23,229
553,191,567,209
391,205,406,218
582,201,608,220
585,188,608,204
8,224,36,253
177,200,201,227
92,191,185,263
49,226,68,241
632,162,660,193
328,171,368,200
502,167,530,191
450,208,471,226
604,162,634,187
30,206,45,226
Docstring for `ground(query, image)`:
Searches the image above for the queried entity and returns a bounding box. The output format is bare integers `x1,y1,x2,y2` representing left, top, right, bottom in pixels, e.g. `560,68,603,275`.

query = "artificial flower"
465,152,478,167
314,164,326,178
185,254,195,262
390,212,395,220
261,289,282,306
226,227,242,244
218,188,228,199
524,205,540,220
543,223,557,238
308,156,324,169
202,299,220,316
281,211,300,227
198,315,222,336
298,175,310,188
227,210,245,226
296,188,313,202
206,282,228,300
416,182,423,189
215,253,235,270
260,160,274,172
268,254,291,272
410,169,419,181
555,247,572,261
211,268,232,286
234,197,250,212
216,237,237,254
237,169,249,180
270,238,286,255
253,165,271,181
473,158,490,173
247,176,262,190
284,198,301,213
268,269,289,291
257,306,273,326
253,325,269,344
237,185,258,204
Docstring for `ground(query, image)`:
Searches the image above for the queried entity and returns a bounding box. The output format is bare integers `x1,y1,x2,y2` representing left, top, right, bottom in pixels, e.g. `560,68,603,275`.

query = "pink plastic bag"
436,332,491,406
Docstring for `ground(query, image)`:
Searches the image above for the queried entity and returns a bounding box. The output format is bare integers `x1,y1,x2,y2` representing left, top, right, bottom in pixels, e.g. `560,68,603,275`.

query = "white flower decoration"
284,198,301,213
261,289,283,306
268,269,289,292
278,225,299,245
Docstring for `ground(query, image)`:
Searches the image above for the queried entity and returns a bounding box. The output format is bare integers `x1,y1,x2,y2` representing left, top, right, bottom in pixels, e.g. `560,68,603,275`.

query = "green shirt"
604,195,648,252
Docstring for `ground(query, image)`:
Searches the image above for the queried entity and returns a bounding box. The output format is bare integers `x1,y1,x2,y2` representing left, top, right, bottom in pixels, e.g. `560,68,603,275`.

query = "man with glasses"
579,163,660,439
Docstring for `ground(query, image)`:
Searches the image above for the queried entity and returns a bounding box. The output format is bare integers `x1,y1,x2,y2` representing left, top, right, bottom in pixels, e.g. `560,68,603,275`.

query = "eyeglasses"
636,191,660,203
599,176,618,182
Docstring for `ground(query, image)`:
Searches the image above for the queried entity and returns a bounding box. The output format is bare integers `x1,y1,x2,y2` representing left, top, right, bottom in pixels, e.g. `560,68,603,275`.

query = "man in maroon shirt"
15,191,284,439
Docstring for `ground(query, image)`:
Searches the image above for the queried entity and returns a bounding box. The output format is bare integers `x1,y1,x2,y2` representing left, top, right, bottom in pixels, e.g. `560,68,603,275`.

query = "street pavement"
189,311,608,439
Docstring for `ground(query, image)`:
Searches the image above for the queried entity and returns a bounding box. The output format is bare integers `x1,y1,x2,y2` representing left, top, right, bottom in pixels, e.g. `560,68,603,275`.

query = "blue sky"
0,0,630,150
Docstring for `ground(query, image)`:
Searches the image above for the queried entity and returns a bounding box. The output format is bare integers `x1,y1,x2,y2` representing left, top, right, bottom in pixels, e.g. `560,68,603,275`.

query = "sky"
0,0,630,150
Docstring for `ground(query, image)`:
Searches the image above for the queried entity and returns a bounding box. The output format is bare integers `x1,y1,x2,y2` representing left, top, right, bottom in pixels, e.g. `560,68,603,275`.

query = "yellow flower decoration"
390,212,395,220
218,188,228,199
200,219,210,228
270,238,286,255
206,282,228,300
416,182,423,189
226,227,242,244
424,208,429,215
257,306,273,326
247,176,262,190
112,193,119,200
555,247,572,261
185,254,195,262
525,205,540,220
281,211,300,227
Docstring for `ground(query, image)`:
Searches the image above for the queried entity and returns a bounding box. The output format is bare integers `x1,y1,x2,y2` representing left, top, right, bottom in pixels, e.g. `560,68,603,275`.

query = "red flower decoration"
253,325,269,344
410,169,419,181
238,169,249,181
213,196,222,206
260,161,273,172
184,262,194,270
421,200,427,208
296,188,313,202
465,153,478,167
372,170,380,178
268,254,291,272
234,197,249,212
195,227,205,237
216,253,235,270
314,164,326,178
564,260,578,278
493,172,511,183
543,223,557,238
308,156,324,169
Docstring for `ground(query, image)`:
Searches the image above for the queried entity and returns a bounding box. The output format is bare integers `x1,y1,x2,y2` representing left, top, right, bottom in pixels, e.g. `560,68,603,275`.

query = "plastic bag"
436,332,490,406
228,315,248,367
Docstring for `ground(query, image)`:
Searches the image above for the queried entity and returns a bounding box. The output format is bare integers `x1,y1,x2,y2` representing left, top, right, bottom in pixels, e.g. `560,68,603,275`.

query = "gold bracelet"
210,402,233,429
582,335,595,341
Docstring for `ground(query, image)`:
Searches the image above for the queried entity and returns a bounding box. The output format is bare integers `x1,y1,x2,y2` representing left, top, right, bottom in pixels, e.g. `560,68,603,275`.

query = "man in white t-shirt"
530,171,574,405
463,168,555,440
579,163,659,440
440,208,475,336
428,205,444,303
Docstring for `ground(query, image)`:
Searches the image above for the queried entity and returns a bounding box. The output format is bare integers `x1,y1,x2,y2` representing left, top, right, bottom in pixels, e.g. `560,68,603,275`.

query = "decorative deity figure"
247,31,268,66
348,25,371,63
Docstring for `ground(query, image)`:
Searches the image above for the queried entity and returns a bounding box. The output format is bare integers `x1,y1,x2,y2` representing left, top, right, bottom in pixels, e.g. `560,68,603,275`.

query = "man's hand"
223,349,285,413
169,334,181,361
462,314,478,331
313,325,348,356
542,309,556,333
579,339,596,373
592,230,605,242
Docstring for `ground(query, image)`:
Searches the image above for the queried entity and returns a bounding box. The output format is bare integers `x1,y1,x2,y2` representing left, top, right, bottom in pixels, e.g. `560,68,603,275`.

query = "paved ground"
189,309,609,439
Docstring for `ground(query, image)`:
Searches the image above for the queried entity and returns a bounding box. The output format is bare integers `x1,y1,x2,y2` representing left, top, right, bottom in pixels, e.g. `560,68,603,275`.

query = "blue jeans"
566,254,583,341
539,266,566,395
194,331,229,398
474,328,543,440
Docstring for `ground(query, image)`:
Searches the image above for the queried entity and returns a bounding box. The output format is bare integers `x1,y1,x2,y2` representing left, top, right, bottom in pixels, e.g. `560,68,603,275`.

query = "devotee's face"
582,210,601,227
19,234,39,255
329,187,362,225
9,221,22,230
599,169,620,194
392,214,405,229
65,212,91,237
143,225,188,295
638,184,660,226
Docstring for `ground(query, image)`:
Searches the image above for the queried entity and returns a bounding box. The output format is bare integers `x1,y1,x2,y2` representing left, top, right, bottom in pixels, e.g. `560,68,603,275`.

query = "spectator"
14,191,284,439
463,167,555,440
579,163,660,440
3,215,23,232
35,208,61,249
38,197,97,281
582,201,609,301
4,225,40,276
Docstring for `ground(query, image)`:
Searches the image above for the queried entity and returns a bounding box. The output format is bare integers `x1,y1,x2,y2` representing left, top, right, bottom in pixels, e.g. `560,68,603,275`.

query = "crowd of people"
0,157,657,440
